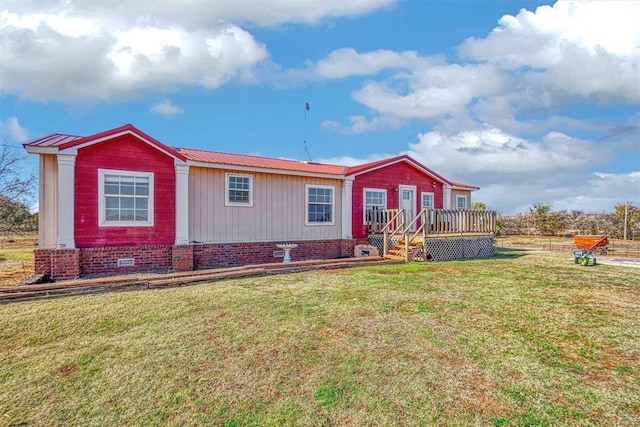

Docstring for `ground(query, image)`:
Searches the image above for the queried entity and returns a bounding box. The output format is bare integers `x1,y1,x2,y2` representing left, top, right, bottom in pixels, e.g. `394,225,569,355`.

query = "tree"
0,144,36,234
528,203,567,236
472,202,486,211
0,196,35,234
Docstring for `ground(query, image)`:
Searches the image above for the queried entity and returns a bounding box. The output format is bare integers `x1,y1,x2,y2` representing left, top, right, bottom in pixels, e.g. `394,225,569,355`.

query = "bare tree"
0,143,36,234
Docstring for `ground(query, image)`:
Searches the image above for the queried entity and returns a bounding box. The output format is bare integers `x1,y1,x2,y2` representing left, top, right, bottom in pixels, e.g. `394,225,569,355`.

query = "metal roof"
22,125,477,188
22,133,82,147
177,147,347,176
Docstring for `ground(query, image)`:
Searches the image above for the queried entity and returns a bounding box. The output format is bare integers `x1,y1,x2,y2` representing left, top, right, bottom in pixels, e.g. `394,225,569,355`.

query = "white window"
306,185,335,225
421,192,434,209
225,173,253,207
456,195,468,210
363,188,386,222
98,169,154,227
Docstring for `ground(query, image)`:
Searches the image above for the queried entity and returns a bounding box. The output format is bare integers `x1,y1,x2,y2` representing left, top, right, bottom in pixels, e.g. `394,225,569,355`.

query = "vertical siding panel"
189,167,342,243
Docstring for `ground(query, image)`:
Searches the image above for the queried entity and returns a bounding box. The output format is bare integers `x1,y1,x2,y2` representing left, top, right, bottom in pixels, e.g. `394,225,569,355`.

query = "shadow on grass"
493,248,531,259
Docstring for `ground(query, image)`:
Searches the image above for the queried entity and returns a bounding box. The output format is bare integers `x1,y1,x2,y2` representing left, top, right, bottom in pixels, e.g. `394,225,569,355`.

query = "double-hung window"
456,195,468,210
364,189,386,222
421,192,434,210
306,185,334,225
225,173,253,207
98,169,154,226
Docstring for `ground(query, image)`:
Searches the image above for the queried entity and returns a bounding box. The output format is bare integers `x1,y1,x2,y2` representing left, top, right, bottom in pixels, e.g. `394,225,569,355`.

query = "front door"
399,185,416,231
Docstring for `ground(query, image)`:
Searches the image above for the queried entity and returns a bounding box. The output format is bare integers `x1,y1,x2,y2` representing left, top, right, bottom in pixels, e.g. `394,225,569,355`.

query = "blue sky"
1,0,638,214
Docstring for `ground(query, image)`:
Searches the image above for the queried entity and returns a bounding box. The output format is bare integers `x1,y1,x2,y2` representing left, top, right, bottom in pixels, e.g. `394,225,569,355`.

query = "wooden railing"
366,208,496,236
366,208,404,234
428,209,497,235
379,209,406,258
368,208,496,260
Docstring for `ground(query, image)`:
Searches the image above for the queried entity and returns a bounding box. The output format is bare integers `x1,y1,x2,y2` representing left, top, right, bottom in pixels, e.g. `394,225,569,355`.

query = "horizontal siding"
189,167,343,243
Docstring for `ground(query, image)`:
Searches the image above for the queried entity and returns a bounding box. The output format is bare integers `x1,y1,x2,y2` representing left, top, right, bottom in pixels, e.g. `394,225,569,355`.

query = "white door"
399,185,416,231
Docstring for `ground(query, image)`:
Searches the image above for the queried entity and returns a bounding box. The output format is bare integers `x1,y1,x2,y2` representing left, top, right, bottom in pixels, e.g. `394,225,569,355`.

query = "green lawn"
1,249,639,426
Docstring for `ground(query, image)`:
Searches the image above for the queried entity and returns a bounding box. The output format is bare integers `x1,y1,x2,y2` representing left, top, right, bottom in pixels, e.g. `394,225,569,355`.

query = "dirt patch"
58,363,79,375
0,260,34,287
428,267,462,275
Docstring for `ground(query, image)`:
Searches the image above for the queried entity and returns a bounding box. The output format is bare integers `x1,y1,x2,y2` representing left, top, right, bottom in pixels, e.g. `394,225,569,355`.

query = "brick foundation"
51,249,81,281
34,238,365,281
79,246,172,278
172,245,194,272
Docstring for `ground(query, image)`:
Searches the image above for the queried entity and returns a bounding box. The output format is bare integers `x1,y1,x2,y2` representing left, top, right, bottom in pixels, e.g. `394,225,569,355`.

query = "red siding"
74,134,176,247
352,162,444,238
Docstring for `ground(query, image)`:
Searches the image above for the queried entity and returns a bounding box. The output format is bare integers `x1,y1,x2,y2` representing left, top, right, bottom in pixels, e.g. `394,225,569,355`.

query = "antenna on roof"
300,102,312,162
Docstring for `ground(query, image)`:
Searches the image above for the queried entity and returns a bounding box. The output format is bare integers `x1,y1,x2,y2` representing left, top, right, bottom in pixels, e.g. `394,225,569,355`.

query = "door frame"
398,184,417,231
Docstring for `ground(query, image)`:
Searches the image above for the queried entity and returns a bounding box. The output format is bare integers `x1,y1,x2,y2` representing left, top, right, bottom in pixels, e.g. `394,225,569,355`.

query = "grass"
0,248,35,287
1,249,639,426
0,233,37,286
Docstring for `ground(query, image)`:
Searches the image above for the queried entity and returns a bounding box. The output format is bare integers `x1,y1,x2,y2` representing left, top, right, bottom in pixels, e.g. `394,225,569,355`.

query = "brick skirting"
34,238,370,281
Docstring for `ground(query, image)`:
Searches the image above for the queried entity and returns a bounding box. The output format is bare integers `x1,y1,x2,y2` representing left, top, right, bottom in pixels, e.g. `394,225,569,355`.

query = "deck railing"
366,208,497,236
366,208,404,234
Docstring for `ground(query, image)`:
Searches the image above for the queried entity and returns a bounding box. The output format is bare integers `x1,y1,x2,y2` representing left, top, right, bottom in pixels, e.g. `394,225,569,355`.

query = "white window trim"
363,188,387,223
225,172,254,207
98,169,154,227
305,184,335,226
421,191,435,209
456,195,468,210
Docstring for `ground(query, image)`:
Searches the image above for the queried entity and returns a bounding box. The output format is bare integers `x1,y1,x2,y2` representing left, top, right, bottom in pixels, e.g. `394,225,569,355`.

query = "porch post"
341,177,354,239
443,184,452,210
175,162,190,245
56,153,76,249
39,154,57,249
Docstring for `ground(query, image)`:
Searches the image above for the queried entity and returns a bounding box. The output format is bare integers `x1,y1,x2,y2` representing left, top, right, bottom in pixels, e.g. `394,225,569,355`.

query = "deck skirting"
369,234,495,261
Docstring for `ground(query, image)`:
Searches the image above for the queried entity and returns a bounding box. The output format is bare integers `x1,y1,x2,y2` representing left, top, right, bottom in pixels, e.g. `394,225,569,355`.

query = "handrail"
380,209,405,234
381,209,405,257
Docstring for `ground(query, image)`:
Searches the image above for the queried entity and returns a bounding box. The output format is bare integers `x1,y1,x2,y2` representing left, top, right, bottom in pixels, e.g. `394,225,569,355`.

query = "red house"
345,155,479,238
24,124,489,281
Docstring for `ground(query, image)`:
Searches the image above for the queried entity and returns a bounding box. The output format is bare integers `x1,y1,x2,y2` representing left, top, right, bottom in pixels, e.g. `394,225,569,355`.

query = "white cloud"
0,0,396,102
0,117,29,142
352,63,508,122
300,1,639,134
312,48,428,79
398,125,638,214
407,126,605,177
475,170,640,215
0,16,268,102
459,0,640,103
321,115,405,134
151,100,184,117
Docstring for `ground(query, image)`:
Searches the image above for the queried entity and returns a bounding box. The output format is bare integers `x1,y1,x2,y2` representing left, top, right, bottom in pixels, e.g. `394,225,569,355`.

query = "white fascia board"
24,146,59,155
451,185,479,191
186,160,346,180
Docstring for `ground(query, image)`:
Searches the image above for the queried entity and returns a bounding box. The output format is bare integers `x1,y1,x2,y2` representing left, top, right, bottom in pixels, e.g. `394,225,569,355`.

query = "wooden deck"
366,208,497,262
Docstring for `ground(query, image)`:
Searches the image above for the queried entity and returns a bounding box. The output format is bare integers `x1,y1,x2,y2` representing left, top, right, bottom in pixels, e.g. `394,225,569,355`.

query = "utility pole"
623,202,628,240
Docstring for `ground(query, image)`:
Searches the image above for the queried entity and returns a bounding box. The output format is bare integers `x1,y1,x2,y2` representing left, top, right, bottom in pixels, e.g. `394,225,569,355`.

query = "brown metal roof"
177,147,347,176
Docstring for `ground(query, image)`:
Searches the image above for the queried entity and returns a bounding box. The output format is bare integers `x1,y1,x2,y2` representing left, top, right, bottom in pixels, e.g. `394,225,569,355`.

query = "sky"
1,0,638,215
